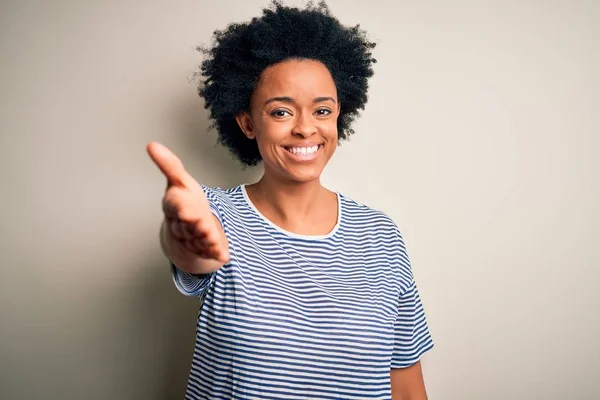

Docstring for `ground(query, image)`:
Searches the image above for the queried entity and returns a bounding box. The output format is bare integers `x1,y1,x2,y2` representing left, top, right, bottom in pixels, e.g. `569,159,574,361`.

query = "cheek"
328,137,338,156
254,121,288,154
322,119,339,140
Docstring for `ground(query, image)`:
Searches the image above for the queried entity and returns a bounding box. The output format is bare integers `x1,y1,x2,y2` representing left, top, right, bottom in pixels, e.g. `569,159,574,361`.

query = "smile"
283,144,322,161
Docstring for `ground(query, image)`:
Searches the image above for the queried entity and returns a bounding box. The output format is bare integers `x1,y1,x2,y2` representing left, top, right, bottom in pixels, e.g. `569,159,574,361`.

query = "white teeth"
288,145,319,155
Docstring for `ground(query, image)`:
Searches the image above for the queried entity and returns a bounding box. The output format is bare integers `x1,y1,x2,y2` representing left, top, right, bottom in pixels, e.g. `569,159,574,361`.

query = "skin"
147,58,427,399
147,141,229,275
235,59,340,235
391,361,428,400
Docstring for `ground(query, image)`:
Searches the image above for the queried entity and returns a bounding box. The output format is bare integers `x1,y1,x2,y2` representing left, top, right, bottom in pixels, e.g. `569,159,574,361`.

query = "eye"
270,109,291,118
314,108,332,116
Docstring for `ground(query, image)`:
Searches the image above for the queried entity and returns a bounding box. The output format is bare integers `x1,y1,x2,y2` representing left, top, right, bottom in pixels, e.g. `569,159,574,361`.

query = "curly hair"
197,0,376,166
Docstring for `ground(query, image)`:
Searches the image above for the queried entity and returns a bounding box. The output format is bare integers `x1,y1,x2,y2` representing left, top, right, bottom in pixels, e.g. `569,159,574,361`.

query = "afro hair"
197,0,376,166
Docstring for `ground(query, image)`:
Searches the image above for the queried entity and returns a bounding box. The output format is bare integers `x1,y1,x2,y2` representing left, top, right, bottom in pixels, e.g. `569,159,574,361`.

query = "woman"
147,2,434,399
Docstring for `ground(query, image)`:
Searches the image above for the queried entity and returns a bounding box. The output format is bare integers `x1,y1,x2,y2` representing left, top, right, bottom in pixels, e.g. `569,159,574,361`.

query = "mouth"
283,144,323,162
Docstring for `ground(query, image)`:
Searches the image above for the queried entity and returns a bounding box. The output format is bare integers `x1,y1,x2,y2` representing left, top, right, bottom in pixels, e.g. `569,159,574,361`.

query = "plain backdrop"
1,0,598,399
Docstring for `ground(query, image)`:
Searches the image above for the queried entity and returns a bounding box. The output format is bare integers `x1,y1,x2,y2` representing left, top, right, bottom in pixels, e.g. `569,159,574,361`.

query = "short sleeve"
200,184,224,224
169,184,226,297
391,279,434,368
171,263,215,297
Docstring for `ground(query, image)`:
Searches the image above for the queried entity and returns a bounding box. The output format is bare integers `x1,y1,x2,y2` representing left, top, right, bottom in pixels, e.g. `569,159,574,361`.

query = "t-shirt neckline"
240,184,342,240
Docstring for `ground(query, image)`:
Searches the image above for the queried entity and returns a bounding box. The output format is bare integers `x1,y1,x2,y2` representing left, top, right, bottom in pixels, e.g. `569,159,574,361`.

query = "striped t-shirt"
171,184,433,400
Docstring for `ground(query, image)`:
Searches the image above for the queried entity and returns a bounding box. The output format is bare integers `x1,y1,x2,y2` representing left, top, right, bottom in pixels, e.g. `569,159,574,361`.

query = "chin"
285,167,325,183
290,175,321,183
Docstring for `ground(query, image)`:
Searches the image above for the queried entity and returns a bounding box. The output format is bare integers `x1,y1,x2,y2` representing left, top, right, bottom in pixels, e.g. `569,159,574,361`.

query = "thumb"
146,142,197,189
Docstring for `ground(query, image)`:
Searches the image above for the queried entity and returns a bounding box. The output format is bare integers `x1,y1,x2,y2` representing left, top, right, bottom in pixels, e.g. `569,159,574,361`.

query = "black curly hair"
197,0,376,166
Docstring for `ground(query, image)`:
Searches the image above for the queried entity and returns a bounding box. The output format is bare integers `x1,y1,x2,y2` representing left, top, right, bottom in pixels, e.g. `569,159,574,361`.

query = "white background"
1,0,598,398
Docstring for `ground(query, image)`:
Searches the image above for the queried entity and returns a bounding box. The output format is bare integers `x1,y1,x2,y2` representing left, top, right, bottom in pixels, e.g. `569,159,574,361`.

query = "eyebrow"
264,96,337,106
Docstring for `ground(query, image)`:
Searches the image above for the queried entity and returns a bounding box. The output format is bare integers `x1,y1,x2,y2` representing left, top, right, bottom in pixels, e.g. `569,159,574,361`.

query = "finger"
162,195,179,219
183,240,199,254
212,246,230,264
195,234,215,250
191,220,215,243
146,142,197,189
169,219,184,239
179,221,194,241
190,238,228,263
192,238,220,259
191,237,208,253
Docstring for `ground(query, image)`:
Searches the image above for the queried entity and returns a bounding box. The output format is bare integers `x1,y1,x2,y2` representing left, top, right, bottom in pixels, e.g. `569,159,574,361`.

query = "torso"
184,185,414,400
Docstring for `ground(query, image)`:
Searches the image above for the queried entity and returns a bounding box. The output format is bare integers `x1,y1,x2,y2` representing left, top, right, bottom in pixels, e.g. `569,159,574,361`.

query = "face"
236,59,340,183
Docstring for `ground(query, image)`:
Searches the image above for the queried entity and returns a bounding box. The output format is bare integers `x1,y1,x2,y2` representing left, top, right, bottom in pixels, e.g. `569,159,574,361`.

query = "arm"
390,361,428,400
148,141,229,275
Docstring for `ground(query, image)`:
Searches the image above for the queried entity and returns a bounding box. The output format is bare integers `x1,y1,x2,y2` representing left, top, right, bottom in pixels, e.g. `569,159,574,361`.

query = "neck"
252,174,324,221
245,172,337,236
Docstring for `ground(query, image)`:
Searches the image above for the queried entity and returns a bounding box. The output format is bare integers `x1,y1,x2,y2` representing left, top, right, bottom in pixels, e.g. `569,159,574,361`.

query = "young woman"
147,2,433,399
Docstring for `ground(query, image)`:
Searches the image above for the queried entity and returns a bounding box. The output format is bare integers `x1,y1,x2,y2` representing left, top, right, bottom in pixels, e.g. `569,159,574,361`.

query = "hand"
147,141,229,264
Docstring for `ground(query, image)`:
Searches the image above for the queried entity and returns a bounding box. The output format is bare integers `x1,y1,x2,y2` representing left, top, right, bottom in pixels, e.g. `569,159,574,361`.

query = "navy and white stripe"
171,184,433,400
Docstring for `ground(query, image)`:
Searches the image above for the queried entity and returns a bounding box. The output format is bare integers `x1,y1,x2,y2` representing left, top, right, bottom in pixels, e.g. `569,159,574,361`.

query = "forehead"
253,59,338,100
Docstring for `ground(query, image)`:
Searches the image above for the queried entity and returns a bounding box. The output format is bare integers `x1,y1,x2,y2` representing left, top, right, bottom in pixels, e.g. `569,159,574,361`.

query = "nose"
292,111,317,138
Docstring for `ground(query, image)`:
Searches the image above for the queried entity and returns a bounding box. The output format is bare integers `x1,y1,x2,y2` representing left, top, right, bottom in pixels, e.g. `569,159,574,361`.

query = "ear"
336,102,341,117
235,112,256,139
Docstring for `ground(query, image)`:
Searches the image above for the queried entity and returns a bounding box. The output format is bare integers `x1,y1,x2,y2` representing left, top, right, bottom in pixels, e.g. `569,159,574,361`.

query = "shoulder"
339,192,414,285
200,184,243,204
339,192,400,234
199,184,246,225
